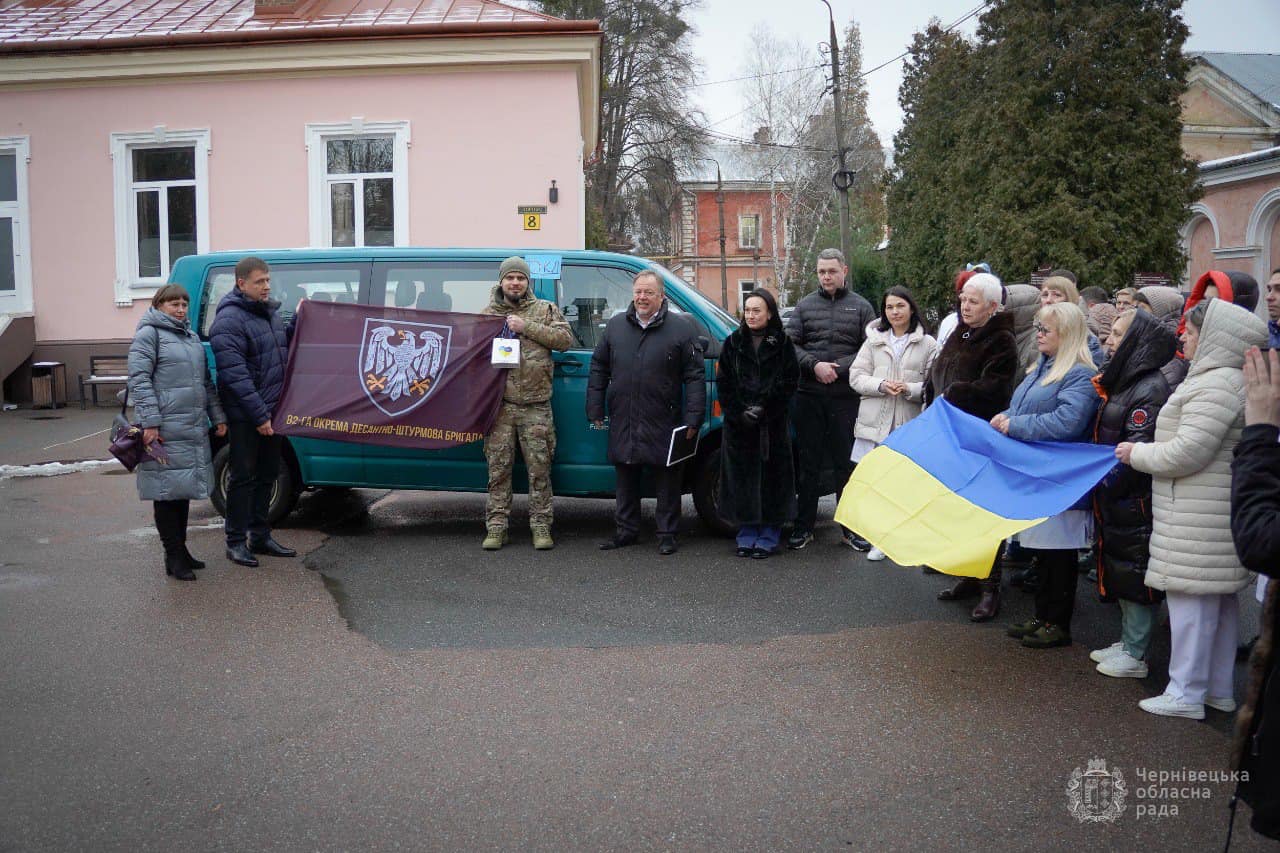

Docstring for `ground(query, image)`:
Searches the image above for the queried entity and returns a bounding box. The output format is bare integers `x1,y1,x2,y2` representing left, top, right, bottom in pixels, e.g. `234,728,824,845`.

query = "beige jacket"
1129,300,1267,595
848,321,939,444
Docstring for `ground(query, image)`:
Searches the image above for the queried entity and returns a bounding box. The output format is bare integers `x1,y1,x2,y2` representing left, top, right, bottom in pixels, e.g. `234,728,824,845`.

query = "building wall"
1184,169,1280,311
5,65,584,349
1180,76,1279,162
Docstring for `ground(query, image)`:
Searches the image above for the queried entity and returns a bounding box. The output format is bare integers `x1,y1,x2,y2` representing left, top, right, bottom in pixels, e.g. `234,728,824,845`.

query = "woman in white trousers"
1118,299,1268,719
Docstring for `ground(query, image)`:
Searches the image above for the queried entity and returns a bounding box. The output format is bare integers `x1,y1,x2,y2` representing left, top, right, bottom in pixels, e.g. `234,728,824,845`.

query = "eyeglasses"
1033,321,1052,335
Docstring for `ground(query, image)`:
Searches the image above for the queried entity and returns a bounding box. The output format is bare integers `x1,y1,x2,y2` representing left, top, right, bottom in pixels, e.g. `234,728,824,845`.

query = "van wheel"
691,450,735,538
210,445,301,525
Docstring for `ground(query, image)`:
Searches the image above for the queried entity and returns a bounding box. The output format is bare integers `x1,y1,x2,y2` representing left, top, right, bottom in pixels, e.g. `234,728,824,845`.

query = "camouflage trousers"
483,400,557,529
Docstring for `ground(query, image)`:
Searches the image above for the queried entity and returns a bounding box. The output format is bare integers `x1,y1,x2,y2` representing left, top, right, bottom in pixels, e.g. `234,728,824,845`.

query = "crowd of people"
126,251,1280,839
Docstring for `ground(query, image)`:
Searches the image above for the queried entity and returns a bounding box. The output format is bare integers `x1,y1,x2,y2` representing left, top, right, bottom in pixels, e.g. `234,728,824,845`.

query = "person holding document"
716,289,799,558
587,270,706,555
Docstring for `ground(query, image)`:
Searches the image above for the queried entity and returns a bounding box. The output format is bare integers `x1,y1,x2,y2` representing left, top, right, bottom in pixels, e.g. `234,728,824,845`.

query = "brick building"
668,142,789,314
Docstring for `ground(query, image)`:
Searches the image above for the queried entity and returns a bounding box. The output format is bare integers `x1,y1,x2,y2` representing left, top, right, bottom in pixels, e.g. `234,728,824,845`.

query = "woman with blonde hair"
992,302,1100,645
1040,276,1104,363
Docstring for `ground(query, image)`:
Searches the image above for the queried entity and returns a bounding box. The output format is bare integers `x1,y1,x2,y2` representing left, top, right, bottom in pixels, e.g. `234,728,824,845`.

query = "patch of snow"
0,459,122,480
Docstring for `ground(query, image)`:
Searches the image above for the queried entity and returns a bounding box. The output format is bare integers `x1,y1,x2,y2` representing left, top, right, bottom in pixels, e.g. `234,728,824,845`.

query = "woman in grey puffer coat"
127,285,227,581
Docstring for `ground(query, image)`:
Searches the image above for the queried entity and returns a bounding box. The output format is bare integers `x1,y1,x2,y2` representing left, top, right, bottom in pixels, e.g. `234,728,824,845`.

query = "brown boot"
937,577,980,601
970,580,1001,621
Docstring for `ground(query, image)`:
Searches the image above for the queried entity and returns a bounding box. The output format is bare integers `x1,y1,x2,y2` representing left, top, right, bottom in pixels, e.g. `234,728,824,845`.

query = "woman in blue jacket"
991,302,1100,648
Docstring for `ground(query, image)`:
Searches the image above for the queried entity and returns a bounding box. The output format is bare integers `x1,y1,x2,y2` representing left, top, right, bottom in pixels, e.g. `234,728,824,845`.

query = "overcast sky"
685,0,1280,148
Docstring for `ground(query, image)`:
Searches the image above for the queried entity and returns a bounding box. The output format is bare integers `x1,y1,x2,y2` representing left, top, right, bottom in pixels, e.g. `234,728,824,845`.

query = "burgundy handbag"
109,398,168,472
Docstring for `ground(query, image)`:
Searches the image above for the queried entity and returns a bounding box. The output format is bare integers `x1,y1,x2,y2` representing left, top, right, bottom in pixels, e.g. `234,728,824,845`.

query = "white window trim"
110,127,210,305
738,213,761,250
305,119,410,248
738,279,757,310
0,135,33,315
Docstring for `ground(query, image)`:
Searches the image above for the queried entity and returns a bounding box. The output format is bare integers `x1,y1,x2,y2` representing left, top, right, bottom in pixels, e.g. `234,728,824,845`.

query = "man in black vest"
784,248,876,550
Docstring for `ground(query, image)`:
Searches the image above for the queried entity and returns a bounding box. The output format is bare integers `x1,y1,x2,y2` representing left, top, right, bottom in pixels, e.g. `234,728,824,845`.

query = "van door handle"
558,357,585,373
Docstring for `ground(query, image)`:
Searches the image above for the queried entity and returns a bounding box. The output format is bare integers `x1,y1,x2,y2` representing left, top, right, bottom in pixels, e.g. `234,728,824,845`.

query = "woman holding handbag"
127,284,227,581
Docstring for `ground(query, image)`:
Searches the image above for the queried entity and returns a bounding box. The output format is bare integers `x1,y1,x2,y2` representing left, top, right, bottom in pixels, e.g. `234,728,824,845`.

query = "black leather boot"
165,549,196,581
182,546,206,570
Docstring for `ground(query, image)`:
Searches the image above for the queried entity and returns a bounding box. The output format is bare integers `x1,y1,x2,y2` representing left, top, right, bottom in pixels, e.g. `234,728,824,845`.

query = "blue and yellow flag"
834,399,1117,577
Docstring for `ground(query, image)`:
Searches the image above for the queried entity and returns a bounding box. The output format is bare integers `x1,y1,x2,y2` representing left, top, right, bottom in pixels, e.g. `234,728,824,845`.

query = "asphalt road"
0,460,1272,852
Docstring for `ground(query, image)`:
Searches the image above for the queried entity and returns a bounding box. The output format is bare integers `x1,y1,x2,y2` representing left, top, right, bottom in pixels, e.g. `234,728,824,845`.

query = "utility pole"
821,0,854,264
698,157,730,311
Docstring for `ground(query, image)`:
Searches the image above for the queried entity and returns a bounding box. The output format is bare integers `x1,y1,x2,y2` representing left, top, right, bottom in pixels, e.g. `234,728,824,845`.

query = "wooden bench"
78,354,129,409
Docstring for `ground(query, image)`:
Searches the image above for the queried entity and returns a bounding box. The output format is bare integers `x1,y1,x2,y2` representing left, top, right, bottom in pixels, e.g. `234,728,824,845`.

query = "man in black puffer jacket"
784,248,876,550
209,256,295,568
1089,308,1176,679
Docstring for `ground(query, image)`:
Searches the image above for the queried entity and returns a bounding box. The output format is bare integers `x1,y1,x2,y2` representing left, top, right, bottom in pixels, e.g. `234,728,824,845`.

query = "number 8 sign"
523,213,541,231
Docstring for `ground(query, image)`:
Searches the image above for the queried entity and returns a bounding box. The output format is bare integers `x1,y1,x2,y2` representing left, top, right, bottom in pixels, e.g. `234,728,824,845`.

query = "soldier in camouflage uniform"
481,256,574,550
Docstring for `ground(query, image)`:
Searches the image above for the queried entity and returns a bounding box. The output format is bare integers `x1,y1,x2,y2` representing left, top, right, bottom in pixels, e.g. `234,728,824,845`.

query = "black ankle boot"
165,550,196,581
182,547,206,570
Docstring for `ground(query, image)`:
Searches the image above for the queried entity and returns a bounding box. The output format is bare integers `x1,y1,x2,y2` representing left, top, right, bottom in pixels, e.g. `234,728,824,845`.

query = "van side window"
375,262,498,314
558,265,638,349
197,264,366,338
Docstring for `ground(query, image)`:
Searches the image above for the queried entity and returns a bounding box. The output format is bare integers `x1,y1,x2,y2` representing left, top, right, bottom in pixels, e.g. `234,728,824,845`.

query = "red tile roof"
0,0,595,52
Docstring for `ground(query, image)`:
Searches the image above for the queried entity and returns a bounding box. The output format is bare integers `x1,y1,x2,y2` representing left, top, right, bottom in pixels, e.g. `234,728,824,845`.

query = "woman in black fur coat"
717,289,800,558
922,273,1020,617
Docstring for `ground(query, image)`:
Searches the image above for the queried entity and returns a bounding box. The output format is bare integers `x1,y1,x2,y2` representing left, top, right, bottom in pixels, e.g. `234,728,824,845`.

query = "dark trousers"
225,421,282,546
614,463,683,539
792,391,860,532
1033,548,1079,630
153,499,190,555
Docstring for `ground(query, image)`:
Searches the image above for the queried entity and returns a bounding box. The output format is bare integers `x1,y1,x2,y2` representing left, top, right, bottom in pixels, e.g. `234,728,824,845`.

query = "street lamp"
697,156,730,311
818,0,853,264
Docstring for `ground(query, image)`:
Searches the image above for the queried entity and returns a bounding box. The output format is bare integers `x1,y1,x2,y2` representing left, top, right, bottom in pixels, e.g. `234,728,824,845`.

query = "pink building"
0,0,600,402
1180,53,1280,296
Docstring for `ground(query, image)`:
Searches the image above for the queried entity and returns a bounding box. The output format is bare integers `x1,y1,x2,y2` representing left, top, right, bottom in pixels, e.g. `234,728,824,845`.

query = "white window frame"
738,279,757,310
110,127,210,305
0,135,33,315
738,213,761,250
306,119,410,248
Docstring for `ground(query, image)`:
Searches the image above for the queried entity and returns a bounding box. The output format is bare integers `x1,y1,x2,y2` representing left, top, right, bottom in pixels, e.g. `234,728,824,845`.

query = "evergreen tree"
888,0,1199,309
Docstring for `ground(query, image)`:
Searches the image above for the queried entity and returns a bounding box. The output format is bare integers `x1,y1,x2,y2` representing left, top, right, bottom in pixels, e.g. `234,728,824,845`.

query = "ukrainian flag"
834,399,1117,577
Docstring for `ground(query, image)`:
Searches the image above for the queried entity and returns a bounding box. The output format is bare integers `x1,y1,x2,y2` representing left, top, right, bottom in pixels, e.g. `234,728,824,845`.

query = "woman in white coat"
848,286,939,561
1118,299,1268,719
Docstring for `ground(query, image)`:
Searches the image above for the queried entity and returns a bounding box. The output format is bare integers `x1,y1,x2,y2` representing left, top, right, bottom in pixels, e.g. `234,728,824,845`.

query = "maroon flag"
272,300,508,449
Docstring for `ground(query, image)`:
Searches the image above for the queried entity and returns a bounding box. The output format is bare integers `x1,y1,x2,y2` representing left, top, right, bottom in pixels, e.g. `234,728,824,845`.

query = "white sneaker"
1096,651,1148,678
867,547,887,562
1139,694,1205,720
1089,642,1125,663
1205,695,1237,713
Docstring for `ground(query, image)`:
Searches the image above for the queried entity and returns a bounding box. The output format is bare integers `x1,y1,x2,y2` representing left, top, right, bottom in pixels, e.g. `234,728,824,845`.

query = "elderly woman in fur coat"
923,272,1020,619
716,289,800,558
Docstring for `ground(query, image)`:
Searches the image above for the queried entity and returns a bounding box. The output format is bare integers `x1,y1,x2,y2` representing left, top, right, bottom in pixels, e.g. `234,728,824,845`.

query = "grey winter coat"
127,308,226,501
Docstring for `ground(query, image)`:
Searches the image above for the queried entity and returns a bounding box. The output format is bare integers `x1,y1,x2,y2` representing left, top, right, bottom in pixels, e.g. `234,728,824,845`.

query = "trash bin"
31,361,67,409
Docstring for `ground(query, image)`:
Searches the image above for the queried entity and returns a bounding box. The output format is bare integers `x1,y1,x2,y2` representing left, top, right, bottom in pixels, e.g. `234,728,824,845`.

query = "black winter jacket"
922,312,1018,421
716,322,800,527
209,289,291,425
1091,309,1176,604
1231,423,1280,841
785,285,876,397
587,300,707,467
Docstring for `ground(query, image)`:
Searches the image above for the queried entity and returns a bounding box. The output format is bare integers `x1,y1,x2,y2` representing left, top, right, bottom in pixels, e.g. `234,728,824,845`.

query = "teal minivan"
172,248,738,534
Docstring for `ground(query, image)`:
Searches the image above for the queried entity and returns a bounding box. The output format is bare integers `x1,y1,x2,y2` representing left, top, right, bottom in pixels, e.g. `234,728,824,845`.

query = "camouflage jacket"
483,285,573,405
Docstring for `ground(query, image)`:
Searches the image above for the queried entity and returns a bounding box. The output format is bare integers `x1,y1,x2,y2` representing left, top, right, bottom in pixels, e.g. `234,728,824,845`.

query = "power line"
680,63,827,90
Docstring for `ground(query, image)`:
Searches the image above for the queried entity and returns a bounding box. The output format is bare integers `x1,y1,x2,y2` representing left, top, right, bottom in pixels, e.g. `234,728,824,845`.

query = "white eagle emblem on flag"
358,318,452,416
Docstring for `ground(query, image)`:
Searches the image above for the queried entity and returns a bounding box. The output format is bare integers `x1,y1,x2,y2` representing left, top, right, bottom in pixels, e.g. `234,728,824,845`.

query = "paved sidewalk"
0,405,123,466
